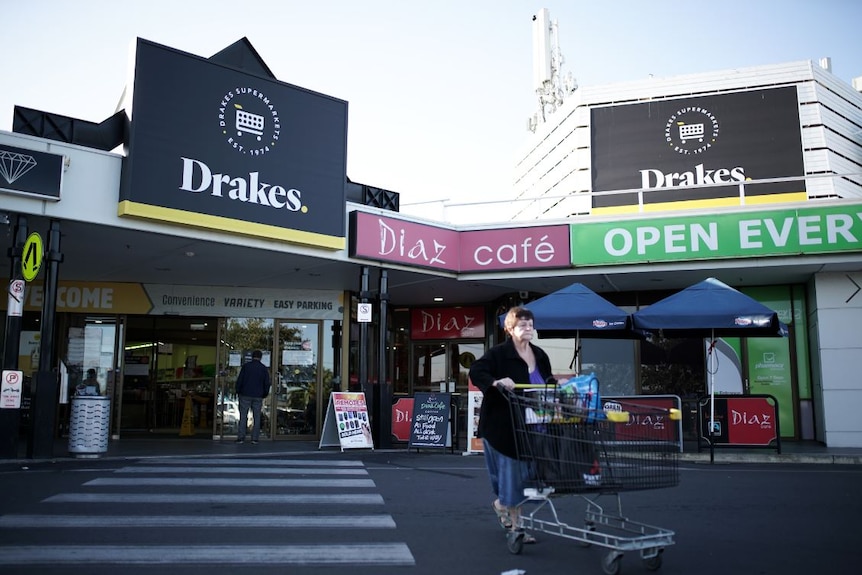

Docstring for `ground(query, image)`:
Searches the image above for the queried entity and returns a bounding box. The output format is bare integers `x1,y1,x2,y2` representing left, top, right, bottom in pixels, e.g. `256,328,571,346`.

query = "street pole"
0,215,28,458
376,270,391,448
28,220,63,458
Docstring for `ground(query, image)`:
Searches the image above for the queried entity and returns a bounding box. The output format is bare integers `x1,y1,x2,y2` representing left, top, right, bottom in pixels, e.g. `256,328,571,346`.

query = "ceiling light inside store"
190,323,207,331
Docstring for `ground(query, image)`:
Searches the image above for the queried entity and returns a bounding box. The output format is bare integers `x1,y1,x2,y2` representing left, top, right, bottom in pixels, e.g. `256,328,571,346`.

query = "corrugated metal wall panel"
802,126,827,149
823,130,862,163
826,154,862,181
806,178,837,199
799,102,824,126
797,82,819,102
819,107,862,141
805,149,831,172
815,85,862,124
812,64,862,106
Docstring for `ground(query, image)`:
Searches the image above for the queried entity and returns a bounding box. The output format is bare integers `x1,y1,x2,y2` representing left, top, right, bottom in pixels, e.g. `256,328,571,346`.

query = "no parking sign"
1,370,23,409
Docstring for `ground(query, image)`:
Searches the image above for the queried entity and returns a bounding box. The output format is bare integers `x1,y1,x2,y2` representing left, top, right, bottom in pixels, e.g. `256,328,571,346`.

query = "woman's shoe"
493,501,512,529
509,528,537,544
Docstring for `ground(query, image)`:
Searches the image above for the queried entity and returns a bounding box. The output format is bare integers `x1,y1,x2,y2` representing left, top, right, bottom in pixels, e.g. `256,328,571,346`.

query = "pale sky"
2,0,860,222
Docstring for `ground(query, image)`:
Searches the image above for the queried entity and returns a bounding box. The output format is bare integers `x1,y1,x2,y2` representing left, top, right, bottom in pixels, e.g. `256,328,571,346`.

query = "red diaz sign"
391,397,414,442
602,395,681,446
701,395,778,446
726,396,777,446
411,306,485,340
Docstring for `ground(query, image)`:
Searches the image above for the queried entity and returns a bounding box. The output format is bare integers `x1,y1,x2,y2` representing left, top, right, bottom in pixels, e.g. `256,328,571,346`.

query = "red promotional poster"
331,392,373,449
602,395,681,446
391,397,414,442
726,396,778,446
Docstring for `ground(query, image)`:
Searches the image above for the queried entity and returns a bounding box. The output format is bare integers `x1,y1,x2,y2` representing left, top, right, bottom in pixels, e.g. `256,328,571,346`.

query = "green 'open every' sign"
21,232,43,282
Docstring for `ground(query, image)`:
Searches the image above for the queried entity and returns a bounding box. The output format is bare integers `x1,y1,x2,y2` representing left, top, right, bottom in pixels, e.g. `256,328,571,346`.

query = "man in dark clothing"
235,350,271,444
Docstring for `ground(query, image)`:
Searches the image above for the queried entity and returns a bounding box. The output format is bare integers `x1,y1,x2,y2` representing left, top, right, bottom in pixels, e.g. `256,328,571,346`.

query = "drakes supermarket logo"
664,105,720,155
218,86,281,157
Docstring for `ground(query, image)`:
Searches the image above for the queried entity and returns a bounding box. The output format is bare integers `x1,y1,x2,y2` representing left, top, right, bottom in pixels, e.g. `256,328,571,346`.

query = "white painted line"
0,544,415,565
0,514,396,528
114,466,368,475
87,477,376,487
143,458,365,467
43,493,385,504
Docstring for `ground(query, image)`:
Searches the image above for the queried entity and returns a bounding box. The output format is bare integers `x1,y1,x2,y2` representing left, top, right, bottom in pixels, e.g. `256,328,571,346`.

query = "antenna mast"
528,8,576,132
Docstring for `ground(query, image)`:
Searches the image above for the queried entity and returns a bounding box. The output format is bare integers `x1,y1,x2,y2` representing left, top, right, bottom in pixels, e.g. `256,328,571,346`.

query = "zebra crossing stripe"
113,465,368,475
0,544,415,565
87,477,376,487
43,493,385,504
141,458,365,466
0,514,397,528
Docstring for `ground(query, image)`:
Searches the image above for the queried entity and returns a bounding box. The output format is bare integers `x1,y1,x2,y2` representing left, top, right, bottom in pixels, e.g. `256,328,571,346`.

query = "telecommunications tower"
528,8,576,132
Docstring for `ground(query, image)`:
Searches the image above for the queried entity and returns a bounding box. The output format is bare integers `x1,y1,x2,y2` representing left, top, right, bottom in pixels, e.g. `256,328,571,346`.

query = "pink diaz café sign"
349,211,571,272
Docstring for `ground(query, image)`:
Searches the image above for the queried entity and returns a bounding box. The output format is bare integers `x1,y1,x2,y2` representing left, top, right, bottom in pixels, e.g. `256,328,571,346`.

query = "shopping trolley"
505,384,681,574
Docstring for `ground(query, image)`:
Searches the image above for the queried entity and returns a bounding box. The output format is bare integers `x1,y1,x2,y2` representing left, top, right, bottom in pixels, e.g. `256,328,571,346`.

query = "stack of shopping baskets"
506,377,681,574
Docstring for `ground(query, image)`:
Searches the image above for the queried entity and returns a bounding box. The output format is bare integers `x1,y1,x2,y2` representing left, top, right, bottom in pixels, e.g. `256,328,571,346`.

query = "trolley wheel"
601,551,622,575
643,549,663,571
506,530,525,555
579,522,596,547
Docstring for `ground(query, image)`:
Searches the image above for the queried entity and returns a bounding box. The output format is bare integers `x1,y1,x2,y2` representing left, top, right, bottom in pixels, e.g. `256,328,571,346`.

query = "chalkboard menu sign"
408,392,451,449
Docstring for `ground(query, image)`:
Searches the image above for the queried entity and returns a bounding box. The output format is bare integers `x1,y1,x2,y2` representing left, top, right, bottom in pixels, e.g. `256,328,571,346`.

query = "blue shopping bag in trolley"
557,373,601,422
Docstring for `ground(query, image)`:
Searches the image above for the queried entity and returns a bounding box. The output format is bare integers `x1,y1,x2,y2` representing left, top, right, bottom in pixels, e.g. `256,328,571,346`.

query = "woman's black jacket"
468,338,552,459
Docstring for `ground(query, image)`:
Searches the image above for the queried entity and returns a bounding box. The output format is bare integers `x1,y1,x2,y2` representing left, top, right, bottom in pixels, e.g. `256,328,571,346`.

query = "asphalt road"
0,451,860,575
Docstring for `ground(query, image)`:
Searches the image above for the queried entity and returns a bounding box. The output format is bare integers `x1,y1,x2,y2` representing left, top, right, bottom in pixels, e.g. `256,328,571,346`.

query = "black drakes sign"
119,38,348,249
590,87,805,213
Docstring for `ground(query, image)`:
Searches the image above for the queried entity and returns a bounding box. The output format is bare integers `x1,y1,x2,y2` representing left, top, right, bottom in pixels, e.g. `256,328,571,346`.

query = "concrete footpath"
2,436,862,466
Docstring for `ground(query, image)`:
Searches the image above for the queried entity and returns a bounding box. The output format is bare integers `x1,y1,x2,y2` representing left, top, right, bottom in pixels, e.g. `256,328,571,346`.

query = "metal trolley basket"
505,386,681,574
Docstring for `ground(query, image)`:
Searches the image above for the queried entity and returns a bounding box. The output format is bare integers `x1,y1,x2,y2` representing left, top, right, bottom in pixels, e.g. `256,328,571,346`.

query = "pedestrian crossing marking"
113,465,368,475
0,514,397,528
0,544,415,566
44,492,386,504
142,458,365,466
1,458,416,568
87,477,376,488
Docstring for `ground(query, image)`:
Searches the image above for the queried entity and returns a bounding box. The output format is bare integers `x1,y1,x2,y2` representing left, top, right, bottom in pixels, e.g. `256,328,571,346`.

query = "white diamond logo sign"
0,150,38,184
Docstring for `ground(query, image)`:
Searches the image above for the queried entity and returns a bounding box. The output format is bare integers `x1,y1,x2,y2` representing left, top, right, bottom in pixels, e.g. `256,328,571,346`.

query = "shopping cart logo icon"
664,104,720,155
235,105,264,141
218,85,282,157
677,122,704,144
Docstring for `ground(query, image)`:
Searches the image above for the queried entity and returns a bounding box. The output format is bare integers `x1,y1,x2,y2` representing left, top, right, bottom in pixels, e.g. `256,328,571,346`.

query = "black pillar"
330,321,342,392
0,215,28,459
28,220,63,458
358,267,374,432
375,270,392,448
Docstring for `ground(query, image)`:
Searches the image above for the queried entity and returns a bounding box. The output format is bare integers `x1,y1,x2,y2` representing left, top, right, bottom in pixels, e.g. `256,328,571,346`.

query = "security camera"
519,290,529,300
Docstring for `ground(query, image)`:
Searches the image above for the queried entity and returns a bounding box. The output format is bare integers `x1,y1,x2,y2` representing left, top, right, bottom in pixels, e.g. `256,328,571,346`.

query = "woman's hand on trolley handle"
492,377,517,392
